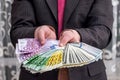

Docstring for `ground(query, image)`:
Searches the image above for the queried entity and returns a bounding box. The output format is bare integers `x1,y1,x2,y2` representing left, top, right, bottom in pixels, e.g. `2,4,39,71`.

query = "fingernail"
59,43,64,47
41,40,45,45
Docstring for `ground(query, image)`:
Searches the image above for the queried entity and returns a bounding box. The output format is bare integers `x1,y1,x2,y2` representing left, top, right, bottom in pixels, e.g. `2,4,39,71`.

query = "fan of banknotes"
15,38,103,73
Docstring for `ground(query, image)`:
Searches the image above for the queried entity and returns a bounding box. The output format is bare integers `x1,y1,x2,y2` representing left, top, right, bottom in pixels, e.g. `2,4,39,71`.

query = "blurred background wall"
0,0,120,80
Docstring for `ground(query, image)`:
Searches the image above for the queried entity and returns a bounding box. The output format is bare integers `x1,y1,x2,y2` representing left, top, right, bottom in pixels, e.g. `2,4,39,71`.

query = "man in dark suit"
10,0,113,80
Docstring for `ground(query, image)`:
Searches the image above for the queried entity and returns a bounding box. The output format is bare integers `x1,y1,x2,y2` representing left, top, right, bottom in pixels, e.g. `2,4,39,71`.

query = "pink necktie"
58,1,69,80
58,0,65,37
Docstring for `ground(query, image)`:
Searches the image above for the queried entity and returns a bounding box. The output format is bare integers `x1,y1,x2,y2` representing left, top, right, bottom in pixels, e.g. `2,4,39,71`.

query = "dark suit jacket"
10,0,113,80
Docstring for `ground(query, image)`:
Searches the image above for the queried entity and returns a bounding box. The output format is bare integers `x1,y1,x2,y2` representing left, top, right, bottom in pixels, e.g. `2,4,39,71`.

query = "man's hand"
34,25,56,45
59,29,80,47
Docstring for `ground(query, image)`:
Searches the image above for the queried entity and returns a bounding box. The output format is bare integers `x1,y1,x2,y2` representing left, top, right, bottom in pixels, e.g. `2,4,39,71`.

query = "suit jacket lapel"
46,0,80,26
64,0,80,25
46,0,57,21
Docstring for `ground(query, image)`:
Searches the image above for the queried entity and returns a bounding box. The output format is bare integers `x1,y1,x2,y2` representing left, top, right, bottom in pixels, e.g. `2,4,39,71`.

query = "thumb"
38,30,46,45
59,36,71,47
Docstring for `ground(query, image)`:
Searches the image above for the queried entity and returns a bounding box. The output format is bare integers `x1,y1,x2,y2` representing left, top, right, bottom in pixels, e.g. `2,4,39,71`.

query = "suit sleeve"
10,0,36,46
75,0,113,49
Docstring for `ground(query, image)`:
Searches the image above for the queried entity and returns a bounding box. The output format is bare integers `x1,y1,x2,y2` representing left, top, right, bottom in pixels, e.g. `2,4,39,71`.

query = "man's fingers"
38,30,46,45
34,27,39,39
34,25,56,45
34,27,46,45
47,32,56,40
59,35,71,47
59,30,80,47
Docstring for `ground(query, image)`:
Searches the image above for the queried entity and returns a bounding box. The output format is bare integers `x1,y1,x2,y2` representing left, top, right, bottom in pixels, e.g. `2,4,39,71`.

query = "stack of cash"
16,38,103,73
